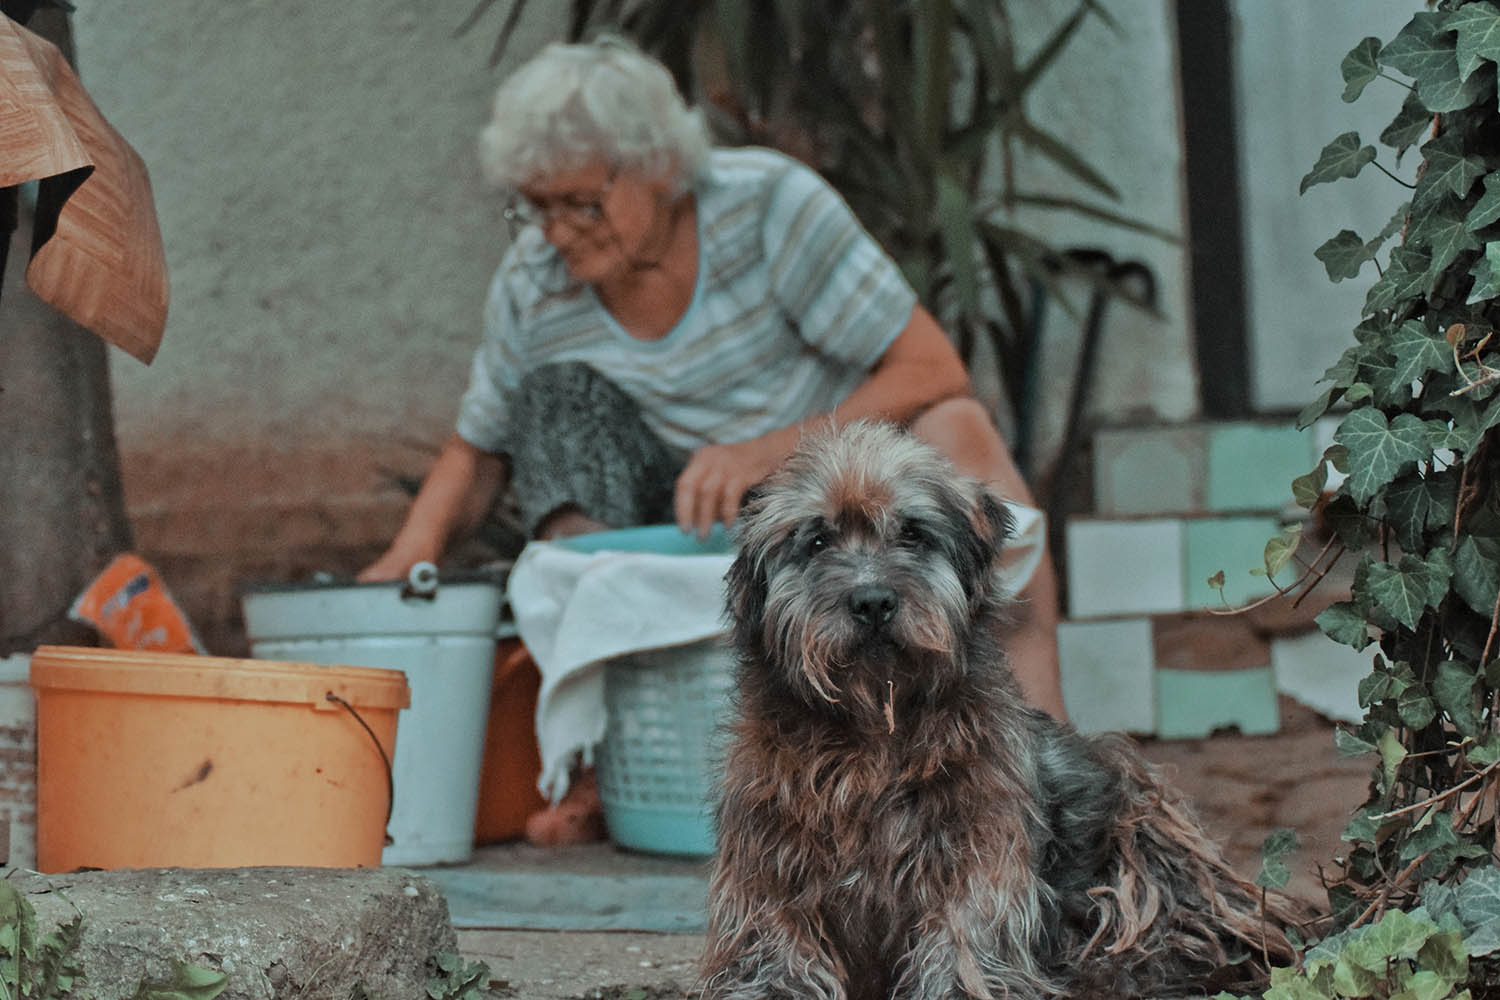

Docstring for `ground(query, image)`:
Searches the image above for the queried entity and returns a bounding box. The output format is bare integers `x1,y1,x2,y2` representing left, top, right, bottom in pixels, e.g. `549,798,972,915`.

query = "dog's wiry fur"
701,422,1296,1000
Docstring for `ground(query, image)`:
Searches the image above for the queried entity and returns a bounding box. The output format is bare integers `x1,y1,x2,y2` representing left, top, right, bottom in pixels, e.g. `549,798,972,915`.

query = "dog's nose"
848,584,898,626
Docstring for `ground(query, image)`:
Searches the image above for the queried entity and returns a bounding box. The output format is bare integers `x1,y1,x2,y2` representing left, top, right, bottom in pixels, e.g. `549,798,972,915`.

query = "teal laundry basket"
554,525,734,856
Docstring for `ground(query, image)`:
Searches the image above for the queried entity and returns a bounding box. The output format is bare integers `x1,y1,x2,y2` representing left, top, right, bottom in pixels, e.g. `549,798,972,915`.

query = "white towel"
508,503,1045,802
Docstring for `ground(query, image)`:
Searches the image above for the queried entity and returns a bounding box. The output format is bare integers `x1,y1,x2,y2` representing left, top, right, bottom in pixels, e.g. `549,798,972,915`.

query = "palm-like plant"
460,0,1171,479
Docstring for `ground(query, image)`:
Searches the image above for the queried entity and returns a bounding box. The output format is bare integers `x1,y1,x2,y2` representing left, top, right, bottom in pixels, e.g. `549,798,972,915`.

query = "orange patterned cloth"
0,14,168,363
67,553,203,653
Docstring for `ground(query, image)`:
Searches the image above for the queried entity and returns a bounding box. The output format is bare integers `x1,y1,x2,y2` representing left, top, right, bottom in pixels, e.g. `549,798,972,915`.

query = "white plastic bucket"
241,572,503,866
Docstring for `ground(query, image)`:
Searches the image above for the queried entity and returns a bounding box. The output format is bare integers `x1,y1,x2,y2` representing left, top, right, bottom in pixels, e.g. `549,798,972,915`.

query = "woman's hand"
674,428,797,539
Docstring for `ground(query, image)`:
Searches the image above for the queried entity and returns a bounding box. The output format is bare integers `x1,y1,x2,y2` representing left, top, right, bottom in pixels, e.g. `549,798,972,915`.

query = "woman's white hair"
477,36,711,195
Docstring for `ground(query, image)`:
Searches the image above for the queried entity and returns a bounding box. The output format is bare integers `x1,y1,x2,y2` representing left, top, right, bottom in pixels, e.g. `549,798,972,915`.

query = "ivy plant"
1281,0,1500,968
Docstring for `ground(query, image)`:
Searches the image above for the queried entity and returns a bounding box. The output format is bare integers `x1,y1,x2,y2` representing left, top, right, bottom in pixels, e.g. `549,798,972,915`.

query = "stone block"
1058,618,1155,734
1065,518,1185,618
18,867,456,1000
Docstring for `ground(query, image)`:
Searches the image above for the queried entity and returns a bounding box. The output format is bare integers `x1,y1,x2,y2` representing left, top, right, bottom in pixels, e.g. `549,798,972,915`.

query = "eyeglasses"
503,173,615,234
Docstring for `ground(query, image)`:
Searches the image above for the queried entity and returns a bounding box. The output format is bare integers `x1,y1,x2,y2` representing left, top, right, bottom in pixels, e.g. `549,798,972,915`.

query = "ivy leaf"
1399,685,1439,728
1456,865,1500,955
1318,600,1374,649
1352,908,1434,968
1335,409,1431,502
1336,726,1378,755
1385,474,1441,550
1316,229,1375,281
1384,319,1455,394
1301,132,1378,194
1292,460,1329,509
1342,36,1384,101
1365,244,1433,314
1383,12,1491,112
1365,552,1451,630
1466,172,1500,230
1450,1,1500,80
1256,828,1300,890
1454,534,1500,617
1469,242,1500,303
1435,660,1481,736
1406,195,1483,277
1417,132,1489,208
1381,727,1409,792
1382,89,1435,161
1262,525,1302,581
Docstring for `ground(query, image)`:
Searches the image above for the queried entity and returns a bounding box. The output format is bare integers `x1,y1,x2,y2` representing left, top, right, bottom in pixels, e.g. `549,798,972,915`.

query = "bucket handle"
325,691,396,845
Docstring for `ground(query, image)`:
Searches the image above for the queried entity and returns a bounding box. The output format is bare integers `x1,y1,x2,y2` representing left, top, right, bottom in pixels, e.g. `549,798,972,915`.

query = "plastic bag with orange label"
68,553,204,653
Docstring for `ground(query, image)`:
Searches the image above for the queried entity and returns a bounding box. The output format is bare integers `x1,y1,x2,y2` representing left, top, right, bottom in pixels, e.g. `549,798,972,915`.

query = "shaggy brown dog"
700,422,1294,1000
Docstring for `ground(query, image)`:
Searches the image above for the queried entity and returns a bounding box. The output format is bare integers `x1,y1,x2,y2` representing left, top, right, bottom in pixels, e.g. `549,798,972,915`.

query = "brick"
1152,612,1270,672
1058,619,1156,734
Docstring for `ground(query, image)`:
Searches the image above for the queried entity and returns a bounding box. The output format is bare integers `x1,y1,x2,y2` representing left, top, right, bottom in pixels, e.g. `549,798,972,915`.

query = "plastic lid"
29,645,410,711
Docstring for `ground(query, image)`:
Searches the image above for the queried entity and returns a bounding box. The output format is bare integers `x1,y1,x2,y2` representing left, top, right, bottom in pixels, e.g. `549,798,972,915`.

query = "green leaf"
1435,660,1481,736
1366,552,1451,631
1416,132,1489,207
1301,131,1378,194
1386,320,1456,395
1406,195,1483,278
1365,245,1433,314
1335,725,1378,756
1383,12,1491,112
1417,928,1470,985
1336,409,1432,502
1332,952,1380,997
1262,524,1302,581
1385,469,1459,551
1316,229,1375,281
1454,535,1500,618
1456,865,1500,954
1468,242,1500,303
1292,460,1330,508
1342,36,1384,101
1466,173,1500,230
1398,686,1438,728
1383,90,1435,161
1319,601,1374,649
1257,828,1300,890
1450,1,1500,79
1380,726,1411,787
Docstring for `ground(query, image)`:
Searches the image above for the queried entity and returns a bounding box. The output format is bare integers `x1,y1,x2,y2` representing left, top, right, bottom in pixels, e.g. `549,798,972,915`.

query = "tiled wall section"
1092,417,1344,517
1061,418,1362,739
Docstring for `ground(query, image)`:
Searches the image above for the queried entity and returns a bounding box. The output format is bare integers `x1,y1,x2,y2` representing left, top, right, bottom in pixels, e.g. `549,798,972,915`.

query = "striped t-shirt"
455,147,919,454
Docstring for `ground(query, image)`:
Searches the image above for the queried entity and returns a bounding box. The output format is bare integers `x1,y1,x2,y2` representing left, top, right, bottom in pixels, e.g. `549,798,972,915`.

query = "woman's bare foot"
524,767,607,846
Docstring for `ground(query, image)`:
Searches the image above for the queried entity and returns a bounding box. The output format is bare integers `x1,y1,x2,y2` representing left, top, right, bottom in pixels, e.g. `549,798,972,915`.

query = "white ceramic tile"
1058,619,1156,734
1093,427,1205,516
1271,631,1371,724
1065,519,1185,618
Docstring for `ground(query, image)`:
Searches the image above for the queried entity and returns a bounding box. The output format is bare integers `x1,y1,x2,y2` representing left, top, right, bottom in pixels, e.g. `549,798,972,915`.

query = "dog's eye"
899,520,925,546
807,532,828,556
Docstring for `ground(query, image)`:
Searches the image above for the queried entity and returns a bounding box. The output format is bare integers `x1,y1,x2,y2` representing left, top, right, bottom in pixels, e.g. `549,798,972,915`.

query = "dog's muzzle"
848,583,898,629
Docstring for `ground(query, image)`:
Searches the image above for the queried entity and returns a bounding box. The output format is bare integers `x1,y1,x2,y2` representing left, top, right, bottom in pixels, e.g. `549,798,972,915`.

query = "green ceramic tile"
1154,666,1279,740
1205,423,1312,512
1184,516,1281,609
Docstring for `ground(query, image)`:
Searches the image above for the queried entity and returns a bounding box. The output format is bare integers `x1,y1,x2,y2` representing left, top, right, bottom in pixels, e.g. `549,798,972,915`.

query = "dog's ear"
976,488,1015,548
724,547,768,653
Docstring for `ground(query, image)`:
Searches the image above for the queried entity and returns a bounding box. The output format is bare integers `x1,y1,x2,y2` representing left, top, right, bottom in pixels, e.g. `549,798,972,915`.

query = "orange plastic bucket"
30,645,409,871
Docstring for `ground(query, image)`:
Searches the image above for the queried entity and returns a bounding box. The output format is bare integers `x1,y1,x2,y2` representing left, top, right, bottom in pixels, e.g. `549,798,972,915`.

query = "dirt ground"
456,696,1370,999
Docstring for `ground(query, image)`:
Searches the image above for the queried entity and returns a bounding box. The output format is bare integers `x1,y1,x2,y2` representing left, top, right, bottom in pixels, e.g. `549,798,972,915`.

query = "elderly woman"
362,36,1066,836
